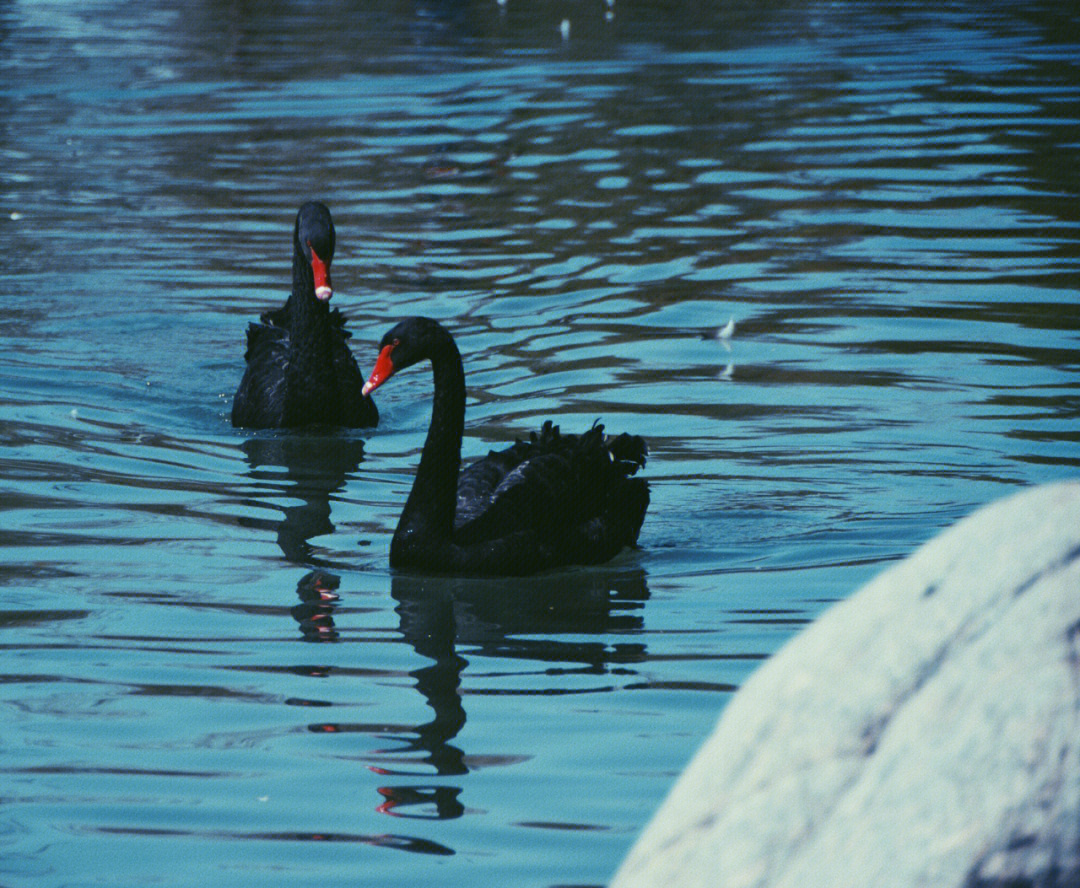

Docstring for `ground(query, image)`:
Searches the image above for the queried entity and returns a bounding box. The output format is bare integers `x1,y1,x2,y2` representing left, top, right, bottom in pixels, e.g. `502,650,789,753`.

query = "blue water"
2,1,1078,886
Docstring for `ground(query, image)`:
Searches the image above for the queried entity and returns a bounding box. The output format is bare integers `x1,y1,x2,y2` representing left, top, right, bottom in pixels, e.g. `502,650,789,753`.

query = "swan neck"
399,332,464,542
288,244,329,329
281,244,335,420
292,243,312,302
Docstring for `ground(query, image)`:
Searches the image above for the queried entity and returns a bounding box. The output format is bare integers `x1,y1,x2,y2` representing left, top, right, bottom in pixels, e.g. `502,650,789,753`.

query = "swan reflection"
365,566,650,819
240,433,365,642
240,434,365,567
291,569,341,641
239,432,650,823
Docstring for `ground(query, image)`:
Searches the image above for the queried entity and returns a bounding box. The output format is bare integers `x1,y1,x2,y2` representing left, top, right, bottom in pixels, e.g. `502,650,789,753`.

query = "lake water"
2,1,1078,885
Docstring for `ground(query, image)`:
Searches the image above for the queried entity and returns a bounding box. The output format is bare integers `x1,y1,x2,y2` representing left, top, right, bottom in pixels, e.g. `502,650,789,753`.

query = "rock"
611,481,1080,888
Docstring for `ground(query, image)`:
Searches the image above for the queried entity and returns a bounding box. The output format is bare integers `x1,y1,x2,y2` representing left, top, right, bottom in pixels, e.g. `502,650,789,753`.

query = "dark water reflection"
1,0,1079,886
240,435,367,567
304,568,649,822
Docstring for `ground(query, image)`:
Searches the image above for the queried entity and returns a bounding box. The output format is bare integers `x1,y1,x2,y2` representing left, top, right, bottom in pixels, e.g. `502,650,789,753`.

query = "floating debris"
560,18,570,40
700,317,736,344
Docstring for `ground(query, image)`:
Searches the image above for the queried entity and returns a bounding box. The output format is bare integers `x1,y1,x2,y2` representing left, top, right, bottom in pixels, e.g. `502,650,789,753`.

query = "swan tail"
605,432,648,477
571,478,650,562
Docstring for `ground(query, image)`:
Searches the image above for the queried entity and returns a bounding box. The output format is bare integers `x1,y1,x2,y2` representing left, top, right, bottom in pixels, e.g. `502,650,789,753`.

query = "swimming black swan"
362,317,649,575
231,202,378,428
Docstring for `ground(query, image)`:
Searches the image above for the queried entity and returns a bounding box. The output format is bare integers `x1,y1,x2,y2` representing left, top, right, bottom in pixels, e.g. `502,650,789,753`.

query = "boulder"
611,481,1080,888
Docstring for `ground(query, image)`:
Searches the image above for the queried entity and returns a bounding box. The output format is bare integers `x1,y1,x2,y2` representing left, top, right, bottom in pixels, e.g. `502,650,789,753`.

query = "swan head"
363,317,446,396
295,201,335,301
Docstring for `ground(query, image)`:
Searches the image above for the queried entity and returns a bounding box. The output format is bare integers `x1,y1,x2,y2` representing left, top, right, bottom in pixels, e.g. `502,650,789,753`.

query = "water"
2,1,1078,885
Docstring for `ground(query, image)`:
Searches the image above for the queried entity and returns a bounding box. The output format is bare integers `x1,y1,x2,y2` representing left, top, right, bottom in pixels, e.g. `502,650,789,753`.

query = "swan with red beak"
361,317,648,575
230,202,378,429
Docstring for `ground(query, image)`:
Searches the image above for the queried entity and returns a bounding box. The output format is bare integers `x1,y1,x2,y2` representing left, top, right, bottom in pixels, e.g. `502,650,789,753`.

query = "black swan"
362,317,649,575
231,202,378,429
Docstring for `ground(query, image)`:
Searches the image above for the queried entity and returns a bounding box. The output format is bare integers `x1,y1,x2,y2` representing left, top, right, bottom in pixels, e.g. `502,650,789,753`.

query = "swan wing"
454,449,574,545
453,422,597,543
260,304,290,330
232,322,290,427
453,421,649,549
327,310,378,427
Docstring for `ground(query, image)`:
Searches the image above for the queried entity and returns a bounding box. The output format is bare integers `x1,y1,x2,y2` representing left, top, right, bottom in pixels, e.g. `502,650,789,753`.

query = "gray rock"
611,481,1080,888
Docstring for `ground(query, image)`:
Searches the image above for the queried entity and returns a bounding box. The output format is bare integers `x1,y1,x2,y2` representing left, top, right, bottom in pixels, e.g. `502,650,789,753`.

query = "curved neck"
397,330,465,544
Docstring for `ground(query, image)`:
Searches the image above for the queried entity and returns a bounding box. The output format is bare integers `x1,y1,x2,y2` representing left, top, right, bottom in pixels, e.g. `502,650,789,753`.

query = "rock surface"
611,481,1080,888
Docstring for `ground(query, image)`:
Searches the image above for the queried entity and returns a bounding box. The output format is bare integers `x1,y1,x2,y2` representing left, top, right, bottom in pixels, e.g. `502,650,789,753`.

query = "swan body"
363,317,649,575
231,202,378,429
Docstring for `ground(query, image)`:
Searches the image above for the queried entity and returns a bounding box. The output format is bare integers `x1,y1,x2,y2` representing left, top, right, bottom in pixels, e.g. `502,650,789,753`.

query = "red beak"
363,344,396,396
309,244,332,301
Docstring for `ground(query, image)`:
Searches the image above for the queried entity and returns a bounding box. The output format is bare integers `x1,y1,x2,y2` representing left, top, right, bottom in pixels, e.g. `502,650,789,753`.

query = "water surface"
2,1,1079,886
